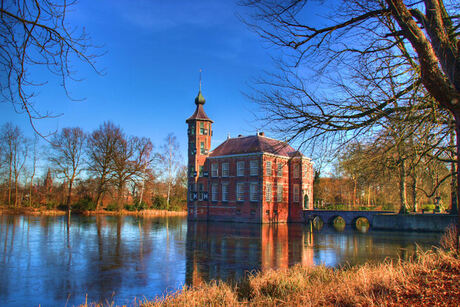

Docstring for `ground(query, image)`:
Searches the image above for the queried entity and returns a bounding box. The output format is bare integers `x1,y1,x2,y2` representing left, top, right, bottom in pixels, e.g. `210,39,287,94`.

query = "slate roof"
186,91,213,123
209,135,302,158
186,104,213,123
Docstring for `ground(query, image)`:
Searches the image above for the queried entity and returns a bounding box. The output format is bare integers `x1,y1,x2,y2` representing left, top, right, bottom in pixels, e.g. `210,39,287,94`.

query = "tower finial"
199,69,202,92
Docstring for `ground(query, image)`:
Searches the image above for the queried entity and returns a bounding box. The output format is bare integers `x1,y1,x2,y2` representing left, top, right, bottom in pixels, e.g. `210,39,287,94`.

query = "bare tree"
242,0,459,243
0,123,28,206
49,127,86,212
156,133,182,209
0,0,101,133
111,134,152,211
28,135,39,206
87,122,122,210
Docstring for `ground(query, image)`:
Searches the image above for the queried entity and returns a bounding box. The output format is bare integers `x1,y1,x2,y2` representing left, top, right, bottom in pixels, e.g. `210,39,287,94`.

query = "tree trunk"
95,176,105,210
117,184,124,212
29,176,34,207
412,175,417,212
399,158,408,214
139,176,145,205
454,114,460,251
67,179,74,213
166,181,171,210
367,185,371,207
14,175,18,207
450,121,458,215
352,178,357,209
8,153,12,206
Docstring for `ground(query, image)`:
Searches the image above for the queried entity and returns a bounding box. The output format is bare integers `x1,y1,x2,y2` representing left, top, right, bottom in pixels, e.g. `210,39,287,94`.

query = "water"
0,215,442,306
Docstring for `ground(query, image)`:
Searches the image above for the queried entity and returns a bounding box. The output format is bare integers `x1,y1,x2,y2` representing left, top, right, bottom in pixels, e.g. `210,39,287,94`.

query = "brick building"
186,90,314,223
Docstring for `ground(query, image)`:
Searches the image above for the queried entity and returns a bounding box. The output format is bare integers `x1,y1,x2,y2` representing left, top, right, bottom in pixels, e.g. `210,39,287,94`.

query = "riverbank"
77,236,459,306
0,207,66,216
143,249,460,306
82,209,187,217
0,207,187,217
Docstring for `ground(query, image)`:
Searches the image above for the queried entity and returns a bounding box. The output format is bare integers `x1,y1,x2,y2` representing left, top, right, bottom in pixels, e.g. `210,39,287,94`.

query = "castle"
186,89,314,223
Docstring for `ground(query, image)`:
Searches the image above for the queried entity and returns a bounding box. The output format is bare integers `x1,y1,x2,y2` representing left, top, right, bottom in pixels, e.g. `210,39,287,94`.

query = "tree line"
0,122,186,212
314,137,452,213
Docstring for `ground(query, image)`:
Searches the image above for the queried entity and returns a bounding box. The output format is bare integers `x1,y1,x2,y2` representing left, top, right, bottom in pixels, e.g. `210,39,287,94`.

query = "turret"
186,85,213,211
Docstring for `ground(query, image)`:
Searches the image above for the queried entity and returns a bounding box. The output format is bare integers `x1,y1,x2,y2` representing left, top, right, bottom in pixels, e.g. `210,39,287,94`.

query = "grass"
0,206,66,216
82,209,187,217
0,206,187,217
79,226,460,307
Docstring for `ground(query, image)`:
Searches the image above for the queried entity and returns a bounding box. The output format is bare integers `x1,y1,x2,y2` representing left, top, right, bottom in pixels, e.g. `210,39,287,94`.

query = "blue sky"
1,0,279,164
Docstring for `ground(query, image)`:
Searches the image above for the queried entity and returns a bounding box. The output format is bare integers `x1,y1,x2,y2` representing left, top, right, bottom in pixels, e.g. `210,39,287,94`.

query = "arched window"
303,194,309,210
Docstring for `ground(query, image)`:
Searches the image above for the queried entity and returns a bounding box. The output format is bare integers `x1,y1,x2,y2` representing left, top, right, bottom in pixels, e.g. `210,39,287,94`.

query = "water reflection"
184,221,441,285
0,215,441,307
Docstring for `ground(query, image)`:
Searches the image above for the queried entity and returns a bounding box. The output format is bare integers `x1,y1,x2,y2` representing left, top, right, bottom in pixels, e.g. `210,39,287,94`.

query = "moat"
0,215,442,306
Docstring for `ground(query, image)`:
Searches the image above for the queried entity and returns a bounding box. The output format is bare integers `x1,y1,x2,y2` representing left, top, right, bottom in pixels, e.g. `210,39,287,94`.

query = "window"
198,183,204,201
211,163,218,177
200,122,205,135
211,183,218,202
222,162,229,177
189,166,195,177
266,161,272,176
237,183,245,201
293,184,300,202
265,183,272,202
189,184,195,199
293,163,300,178
277,163,283,177
250,160,258,176
189,124,195,135
200,142,205,154
222,183,229,201
277,184,283,202
250,183,258,202
237,161,245,176
189,142,195,155
199,165,204,177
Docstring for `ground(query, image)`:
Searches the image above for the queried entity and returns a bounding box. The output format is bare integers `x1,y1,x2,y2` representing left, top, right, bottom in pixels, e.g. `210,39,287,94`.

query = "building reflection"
185,222,316,286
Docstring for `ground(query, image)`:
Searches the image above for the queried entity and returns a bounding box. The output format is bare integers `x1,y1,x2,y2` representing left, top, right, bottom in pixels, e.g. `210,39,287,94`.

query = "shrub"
440,225,458,251
45,201,59,210
124,204,137,211
152,195,167,210
105,203,117,211
134,201,147,211
72,197,97,212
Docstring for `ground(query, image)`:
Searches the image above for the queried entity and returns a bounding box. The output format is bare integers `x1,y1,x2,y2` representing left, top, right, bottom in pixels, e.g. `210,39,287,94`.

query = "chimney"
238,134,243,138
258,132,265,136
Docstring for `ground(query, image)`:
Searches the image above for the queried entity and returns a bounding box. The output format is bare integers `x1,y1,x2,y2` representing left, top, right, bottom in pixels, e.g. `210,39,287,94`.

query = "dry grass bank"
0,207,187,217
146,249,459,306
0,206,66,216
82,209,187,217
80,227,460,307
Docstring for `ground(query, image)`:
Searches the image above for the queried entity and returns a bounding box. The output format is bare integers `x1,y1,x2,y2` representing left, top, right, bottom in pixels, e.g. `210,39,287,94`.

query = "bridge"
303,210,393,229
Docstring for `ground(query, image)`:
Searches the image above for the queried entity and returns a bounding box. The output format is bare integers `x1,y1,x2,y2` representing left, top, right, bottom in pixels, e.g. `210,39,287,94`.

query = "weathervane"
199,68,202,92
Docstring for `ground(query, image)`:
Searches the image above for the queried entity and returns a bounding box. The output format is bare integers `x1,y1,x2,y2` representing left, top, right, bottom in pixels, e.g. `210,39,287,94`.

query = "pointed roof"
209,134,302,158
186,91,213,123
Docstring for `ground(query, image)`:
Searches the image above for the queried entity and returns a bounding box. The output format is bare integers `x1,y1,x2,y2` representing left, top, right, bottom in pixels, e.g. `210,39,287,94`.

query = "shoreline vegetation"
0,207,187,217
78,227,459,307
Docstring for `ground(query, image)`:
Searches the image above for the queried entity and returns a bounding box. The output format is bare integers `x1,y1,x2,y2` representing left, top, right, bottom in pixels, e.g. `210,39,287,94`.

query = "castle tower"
186,88,213,219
